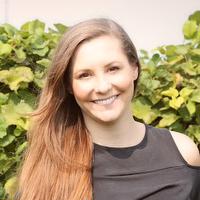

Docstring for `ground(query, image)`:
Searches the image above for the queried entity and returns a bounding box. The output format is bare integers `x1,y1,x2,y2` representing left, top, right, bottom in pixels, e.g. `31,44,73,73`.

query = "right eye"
78,72,91,79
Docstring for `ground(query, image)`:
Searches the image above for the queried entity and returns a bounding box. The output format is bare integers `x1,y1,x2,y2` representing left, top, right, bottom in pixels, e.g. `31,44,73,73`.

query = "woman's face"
71,35,138,124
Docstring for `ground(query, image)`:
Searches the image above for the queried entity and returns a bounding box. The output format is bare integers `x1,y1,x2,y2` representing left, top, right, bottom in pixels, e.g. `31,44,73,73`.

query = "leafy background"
133,11,200,145
0,10,199,200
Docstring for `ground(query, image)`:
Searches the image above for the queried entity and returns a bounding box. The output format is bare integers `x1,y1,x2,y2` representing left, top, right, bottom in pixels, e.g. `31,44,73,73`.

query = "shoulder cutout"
170,131,200,167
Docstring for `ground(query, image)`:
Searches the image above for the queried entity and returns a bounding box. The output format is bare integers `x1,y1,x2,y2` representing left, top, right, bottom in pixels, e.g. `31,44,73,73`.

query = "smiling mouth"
92,95,119,105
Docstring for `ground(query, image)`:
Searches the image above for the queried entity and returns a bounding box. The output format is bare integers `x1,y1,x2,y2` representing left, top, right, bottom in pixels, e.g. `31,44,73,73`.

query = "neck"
84,111,145,148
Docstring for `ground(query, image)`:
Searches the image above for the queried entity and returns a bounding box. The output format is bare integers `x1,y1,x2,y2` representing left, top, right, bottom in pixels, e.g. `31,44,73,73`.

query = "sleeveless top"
92,124,200,200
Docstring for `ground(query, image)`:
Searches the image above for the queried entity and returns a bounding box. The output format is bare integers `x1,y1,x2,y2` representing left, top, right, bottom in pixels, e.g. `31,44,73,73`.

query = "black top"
92,124,200,200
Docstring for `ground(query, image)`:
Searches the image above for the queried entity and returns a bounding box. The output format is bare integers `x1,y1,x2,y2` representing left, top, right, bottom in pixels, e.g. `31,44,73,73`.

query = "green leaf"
183,20,197,39
9,92,21,104
179,87,193,100
169,120,185,133
7,67,34,91
164,45,176,56
0,156,15,175
14,48,26,63
189,11,200,25
0,134,15,147
138,71,160,96
0,151,7,160
168,55,184,65
17,118,30,130
191,54,200,63
197,64,200,74
0,116,7,139
0,93,9,105
1,100,32,127
15,100,33,115
4,176,18,200
0,183,6,199
178,106,192,122
33,70,46,88
191,89,200,103
47,33,61,47
151,54,161,65
54,23,68,34
21,19,45,35
184,77,200,88
1,101,20,126
32,46,49,56
13,125,24,137
16,141,27,155
17,89,37,108
0,42,12,56
30,36,49,49
161,87,179,98
148,93,162,105
0,70,9,83
196,104,200,124
187,125,200,142
132,97,159,124
36,58,51,68
190,49,200,56
0,33,8,42
169,96,184,110
175,45,189,55
9,67,33,90
154,68,173,84
186,100,196,115
2,23,17,36
158,113,179,127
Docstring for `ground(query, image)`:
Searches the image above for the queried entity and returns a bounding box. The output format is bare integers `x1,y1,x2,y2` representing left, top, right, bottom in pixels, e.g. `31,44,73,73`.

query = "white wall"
0,0,200,51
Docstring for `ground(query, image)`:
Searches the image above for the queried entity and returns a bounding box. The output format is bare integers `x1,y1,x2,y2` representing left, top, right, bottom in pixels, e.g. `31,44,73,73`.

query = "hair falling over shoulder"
16,18,140,200
16,87,94,200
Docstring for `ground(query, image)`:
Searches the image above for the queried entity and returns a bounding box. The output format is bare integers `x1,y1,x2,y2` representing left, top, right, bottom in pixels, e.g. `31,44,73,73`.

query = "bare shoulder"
170,131,200,167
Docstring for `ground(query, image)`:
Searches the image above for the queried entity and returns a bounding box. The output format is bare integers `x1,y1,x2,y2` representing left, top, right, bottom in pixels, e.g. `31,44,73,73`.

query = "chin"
91,112,122,124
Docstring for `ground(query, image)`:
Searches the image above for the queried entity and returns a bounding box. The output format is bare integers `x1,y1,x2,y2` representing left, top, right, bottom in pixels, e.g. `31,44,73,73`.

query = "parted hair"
16,18,141,200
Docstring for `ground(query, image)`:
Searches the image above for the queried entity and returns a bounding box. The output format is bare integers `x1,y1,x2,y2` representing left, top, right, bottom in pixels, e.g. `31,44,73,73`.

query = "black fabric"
92,124,200,200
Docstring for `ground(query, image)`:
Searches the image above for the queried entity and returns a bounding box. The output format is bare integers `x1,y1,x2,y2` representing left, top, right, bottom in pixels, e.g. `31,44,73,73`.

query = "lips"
92,95,119,105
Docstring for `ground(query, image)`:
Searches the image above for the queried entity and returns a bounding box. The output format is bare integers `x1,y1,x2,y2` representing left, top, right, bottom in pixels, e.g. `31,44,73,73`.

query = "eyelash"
108,66,120,72
78,72,91,79
77,66,120,79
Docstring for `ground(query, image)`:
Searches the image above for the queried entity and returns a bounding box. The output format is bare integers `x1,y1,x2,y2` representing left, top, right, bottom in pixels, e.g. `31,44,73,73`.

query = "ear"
132,65,138,81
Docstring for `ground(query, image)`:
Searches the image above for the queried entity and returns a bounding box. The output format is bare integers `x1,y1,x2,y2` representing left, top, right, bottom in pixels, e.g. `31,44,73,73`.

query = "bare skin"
171,131,200,166
84,108,146,148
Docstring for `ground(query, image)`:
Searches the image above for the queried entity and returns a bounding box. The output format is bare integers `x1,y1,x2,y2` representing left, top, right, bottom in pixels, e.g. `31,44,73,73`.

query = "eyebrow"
73,61,122,74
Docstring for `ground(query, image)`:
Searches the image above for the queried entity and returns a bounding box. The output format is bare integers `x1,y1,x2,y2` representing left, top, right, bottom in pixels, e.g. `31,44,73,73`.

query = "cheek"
113,73,134,92
72,81,92,101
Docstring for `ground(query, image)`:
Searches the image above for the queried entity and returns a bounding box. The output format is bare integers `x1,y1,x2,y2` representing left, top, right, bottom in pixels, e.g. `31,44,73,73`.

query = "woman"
16,18,200,200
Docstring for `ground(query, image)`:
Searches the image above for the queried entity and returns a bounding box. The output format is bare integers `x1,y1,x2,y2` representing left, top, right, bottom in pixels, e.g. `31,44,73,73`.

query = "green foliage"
0,19,67,199
0,11,199,200
133,11,200,149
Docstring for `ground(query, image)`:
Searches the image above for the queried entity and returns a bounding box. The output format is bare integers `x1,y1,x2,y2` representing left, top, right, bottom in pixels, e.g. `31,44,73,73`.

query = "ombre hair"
16,18,141,200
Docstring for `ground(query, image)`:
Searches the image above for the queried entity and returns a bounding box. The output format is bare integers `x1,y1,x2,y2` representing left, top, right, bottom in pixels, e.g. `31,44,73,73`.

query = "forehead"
71,35,128,71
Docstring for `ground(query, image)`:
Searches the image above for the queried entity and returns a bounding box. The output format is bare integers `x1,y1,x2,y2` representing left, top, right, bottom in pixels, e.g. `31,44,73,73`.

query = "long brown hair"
16,18,141,200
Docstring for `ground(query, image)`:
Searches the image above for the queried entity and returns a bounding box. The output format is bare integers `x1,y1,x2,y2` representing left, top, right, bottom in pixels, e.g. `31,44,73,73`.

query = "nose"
94,75,112,94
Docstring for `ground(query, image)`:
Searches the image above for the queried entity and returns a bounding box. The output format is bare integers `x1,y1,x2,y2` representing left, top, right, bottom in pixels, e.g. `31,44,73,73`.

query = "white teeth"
93,95,118,105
